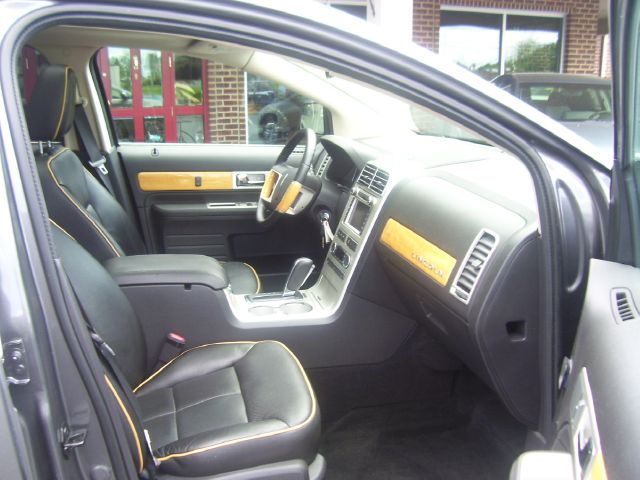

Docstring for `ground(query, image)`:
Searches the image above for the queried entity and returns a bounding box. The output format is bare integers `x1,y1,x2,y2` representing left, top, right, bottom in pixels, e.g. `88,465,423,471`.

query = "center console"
225,162,393,324
325,186,375,282
104,253,231,367
105,253,228,290
102,161,404,369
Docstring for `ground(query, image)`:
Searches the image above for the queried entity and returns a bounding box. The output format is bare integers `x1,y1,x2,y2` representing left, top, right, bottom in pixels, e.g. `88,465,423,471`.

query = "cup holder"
248,305,277,316
281,302,313,314
247,301,313,317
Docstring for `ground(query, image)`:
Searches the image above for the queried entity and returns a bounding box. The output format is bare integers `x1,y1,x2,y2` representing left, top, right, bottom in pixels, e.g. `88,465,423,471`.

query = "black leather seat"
52,222,321,477
27,64,259,295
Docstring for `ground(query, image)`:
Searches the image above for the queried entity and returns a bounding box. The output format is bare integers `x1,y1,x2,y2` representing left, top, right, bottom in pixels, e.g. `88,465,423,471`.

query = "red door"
97,48,209,143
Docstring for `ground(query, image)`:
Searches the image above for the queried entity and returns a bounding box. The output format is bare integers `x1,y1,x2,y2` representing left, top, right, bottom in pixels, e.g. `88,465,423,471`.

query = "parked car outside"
492,72,613,156
247,79,275,107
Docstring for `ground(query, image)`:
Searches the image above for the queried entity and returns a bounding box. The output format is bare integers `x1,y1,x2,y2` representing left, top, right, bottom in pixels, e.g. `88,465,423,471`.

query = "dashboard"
313,133,542,427
317,135,372,187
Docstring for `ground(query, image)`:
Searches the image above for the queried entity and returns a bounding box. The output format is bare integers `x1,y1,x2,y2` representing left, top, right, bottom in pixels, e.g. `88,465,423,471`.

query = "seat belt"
89,327,159,479
74,103,116,196
64,266,158,478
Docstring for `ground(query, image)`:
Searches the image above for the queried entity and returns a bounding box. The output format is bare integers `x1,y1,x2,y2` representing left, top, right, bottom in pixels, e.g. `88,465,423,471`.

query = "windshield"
410,105,489,144
313,70,486,143
520,83,612,122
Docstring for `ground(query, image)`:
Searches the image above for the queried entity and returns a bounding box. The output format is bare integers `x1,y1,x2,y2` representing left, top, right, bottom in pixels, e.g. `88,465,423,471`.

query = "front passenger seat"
27,64,260,295
52,222,322,478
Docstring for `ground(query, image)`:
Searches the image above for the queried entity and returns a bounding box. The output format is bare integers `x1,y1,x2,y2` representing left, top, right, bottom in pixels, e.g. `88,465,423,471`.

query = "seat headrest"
26,65,77,142
547,90,567,107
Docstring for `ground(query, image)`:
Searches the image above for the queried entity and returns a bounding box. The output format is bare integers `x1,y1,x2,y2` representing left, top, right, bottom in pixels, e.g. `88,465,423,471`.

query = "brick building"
411,0,605,77
207,63,247,144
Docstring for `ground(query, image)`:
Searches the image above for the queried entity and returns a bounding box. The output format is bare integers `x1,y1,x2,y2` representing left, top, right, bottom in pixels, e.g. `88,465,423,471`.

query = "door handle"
235,172,266,187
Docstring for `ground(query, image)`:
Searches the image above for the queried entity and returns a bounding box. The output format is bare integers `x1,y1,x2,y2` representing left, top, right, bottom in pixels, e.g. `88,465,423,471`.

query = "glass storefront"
440,10,564,80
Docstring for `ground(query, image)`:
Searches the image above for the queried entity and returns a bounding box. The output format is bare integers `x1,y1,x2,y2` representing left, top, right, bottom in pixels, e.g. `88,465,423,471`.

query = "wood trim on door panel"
138,172,233,191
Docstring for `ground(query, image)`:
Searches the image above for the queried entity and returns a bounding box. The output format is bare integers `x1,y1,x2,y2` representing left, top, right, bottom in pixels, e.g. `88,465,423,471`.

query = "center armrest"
104,254,228,290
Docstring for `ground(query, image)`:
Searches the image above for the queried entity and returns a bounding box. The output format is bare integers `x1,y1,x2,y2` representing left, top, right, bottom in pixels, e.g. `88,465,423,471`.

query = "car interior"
7,10,617,480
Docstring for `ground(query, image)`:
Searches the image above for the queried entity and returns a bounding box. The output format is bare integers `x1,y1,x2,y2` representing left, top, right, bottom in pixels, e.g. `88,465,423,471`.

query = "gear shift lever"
246,257,315,302
283,257,315,296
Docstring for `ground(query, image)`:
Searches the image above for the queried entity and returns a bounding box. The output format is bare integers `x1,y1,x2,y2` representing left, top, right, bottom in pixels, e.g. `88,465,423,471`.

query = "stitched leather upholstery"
52,225,320,476
37,146,143,261
28,64,259,294
26,64,76,141
136,342,319,476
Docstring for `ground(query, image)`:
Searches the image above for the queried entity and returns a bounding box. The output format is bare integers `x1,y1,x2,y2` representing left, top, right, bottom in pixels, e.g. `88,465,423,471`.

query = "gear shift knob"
283,257,315,296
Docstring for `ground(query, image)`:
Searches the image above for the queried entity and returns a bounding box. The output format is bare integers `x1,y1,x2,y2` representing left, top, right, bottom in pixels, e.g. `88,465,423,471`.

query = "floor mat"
321,398,524,480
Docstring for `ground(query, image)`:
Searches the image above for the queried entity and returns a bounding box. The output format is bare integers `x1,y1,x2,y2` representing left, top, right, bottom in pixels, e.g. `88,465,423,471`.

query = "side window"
96,47,327,145
246,74,327,144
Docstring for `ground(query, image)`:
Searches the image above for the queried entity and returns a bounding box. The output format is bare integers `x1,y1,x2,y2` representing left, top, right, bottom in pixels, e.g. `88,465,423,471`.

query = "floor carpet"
321,396,525,480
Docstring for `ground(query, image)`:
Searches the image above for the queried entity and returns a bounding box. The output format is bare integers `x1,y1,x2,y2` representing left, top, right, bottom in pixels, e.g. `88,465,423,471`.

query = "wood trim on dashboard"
380,218,457,287
137,171,233,191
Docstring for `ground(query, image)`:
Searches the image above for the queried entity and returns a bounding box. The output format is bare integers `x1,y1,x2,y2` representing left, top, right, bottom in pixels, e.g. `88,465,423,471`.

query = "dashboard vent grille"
450,230,498,304
357,164,376,187
292,145,305,156
357,164,389,195
613,289,638,322
316,154,331,177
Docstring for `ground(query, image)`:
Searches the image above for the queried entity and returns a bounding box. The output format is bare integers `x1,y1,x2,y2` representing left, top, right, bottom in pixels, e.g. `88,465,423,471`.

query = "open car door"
511,1,640,478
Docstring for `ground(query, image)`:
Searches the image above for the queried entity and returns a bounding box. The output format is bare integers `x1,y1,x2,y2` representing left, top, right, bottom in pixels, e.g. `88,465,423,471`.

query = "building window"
97,48,208,143
440,9,563,80
107,47,133,108
175,55,204,106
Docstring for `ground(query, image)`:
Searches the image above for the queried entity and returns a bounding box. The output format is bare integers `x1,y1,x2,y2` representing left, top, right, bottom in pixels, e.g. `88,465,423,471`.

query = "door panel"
119,143,318,286
552,259,640,479
552,4,640,479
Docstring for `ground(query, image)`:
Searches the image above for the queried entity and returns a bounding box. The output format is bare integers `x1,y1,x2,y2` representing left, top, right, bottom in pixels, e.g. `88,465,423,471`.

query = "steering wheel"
257,128,317,226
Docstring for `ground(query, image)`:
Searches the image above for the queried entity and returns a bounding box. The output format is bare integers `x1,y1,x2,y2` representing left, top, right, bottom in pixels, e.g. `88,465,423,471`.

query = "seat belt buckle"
89,155,109,175
90,331,116,357
156,333,186,367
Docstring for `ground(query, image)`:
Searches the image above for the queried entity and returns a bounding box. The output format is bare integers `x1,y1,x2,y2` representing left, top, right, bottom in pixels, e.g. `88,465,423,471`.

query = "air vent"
450,229,498,304
316,154,331,177
357,164,389,195
357,164,376,187
292,145,305,156
612,288,638,322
